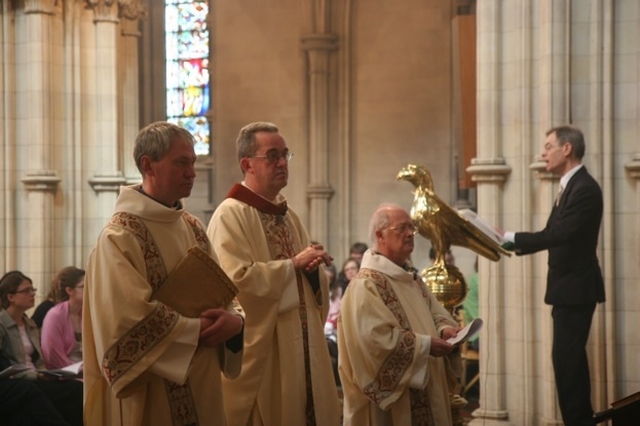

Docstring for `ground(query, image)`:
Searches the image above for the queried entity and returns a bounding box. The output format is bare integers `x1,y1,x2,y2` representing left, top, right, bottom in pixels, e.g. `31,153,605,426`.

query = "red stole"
225,183,287,215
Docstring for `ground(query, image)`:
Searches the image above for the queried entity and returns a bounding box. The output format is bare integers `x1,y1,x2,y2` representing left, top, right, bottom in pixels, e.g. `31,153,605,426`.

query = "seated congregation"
0,269,84,426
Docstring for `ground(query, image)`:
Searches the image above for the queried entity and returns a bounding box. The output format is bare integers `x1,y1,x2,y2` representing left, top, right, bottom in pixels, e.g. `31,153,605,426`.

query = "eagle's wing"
410,190,441,244
428,192,510,261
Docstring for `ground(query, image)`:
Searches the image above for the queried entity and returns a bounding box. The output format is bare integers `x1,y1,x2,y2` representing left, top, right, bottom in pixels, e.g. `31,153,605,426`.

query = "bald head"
369,203,416,266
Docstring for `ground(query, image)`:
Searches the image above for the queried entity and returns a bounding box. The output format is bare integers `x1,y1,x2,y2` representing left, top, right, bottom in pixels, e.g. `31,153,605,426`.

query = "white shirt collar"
360,249,416,282
560,164,583,189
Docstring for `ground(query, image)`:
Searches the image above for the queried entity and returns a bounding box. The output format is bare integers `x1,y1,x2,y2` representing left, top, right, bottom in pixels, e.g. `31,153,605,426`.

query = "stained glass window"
165,0,210,156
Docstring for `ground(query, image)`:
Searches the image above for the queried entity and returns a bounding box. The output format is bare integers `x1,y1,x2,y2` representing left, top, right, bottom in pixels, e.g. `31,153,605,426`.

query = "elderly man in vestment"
83,122,245,425
207,122,341,425
338,203,461,426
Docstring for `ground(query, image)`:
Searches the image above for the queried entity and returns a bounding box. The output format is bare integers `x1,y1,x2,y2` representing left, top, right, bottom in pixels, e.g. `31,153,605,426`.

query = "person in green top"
463,258,479,351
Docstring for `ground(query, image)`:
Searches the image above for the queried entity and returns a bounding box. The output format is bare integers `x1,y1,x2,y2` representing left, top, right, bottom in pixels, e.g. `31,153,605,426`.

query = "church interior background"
1,0,639,424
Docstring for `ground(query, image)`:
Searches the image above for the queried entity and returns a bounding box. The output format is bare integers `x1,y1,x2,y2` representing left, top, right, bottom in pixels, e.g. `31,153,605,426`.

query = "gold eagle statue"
397,164,510,262
397,164,510,311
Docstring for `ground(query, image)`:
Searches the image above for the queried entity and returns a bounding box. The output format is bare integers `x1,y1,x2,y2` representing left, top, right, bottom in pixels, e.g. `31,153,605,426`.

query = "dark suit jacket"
514,166,605,306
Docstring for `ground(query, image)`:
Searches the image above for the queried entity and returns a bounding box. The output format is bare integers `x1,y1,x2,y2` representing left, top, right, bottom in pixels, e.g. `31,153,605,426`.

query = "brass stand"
451,393,469,426
397,164,509,425
422,261,470,426
421,261,468,312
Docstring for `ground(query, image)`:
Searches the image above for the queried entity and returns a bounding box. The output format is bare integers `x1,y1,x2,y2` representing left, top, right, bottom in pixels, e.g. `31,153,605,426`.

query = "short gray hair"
133,121,196,175
368,203,405,250
546,125,585,159
236,122,279,172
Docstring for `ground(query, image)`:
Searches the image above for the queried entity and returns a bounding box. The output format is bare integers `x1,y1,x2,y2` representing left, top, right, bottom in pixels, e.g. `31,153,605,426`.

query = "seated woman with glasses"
41,266,85,370
0,270,83,426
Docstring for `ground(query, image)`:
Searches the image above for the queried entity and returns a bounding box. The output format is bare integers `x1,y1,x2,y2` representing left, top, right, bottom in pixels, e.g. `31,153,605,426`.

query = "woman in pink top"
325,257,360,333
40,266,85,370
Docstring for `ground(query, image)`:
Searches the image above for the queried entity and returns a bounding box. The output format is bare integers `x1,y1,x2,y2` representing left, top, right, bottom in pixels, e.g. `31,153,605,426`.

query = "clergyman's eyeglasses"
249,151,294,163
387,224,418,235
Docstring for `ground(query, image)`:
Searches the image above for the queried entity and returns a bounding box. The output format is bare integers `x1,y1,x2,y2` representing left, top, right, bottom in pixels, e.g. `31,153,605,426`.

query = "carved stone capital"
86,0,119,23
119,0,147,19
88,174,127,192
119,0,148,36
466,157,511,183
529,157,560,181
301,33,339,52
624,153,640,179
307,185,335,200
24,0,56,15
120,16,141,37
21,170,61,192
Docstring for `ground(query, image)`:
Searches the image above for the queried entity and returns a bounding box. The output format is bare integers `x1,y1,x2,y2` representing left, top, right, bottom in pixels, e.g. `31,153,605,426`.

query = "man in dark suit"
502,125,605,426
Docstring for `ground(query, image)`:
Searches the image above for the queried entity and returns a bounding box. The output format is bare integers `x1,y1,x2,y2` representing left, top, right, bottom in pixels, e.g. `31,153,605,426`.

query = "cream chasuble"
338,250,460,426
207,183,341,426
83,185,243,426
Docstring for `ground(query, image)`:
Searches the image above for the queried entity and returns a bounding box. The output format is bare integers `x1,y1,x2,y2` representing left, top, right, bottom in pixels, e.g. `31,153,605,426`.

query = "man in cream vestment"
207,122,340,425
338,204,461,426
84,122,244,426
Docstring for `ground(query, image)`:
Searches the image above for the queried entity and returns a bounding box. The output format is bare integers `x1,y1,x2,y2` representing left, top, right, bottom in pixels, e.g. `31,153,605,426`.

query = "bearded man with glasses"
207,122,340,426
337,203,462,426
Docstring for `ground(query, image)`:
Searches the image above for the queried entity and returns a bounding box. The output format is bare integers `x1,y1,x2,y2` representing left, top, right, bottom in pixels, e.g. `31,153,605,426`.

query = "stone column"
83,0,126,251
1,0,17,270
466,162,512,426
584,2,616,413
535,3,571,424
538,0,570,128
19,0,60,290
86,0,125,214
466,0,512,424
301,33,337,244
119,0,146,184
